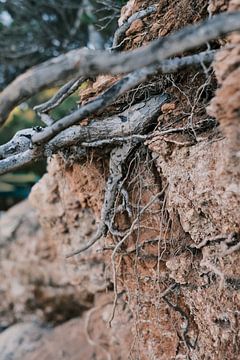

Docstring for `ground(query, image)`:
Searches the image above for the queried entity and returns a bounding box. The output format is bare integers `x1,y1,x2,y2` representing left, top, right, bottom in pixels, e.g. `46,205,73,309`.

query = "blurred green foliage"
0,0,127,210
0,88,79,210
0,0,127,89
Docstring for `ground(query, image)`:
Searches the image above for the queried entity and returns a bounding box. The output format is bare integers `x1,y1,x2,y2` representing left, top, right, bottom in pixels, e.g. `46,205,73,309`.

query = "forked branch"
0,94,168,175
0,10,239,126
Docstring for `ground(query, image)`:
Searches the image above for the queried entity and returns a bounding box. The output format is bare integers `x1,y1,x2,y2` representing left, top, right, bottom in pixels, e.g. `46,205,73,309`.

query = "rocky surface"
0,322,47,360
0,298,132,360
0,0,239,359
0,197,133,359
0,197,101,327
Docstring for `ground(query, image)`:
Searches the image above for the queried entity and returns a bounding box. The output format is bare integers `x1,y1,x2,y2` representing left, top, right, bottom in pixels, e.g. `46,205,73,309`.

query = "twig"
1,9,238,125
31,51,215,145
109,185,168,325
0,95,168,175
34,76,88,114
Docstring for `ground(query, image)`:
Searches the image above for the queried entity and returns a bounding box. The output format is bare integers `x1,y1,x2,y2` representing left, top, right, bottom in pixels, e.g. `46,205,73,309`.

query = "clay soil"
0,0,239,359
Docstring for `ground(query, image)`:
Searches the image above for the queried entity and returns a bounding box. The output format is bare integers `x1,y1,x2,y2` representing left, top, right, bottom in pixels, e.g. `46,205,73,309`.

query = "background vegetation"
0,0,126,209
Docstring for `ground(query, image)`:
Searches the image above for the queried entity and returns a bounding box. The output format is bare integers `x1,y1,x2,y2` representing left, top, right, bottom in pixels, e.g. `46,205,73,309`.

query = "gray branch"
0,48,86,126
0,49,216,174
34,76,88,114
0,10,238,125
32,50,215,145
0,94,169,175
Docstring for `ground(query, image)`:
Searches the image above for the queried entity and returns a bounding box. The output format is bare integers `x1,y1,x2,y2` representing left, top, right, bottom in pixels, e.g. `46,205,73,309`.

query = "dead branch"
0,148,43,175
0,49,214,136
31,50,215,145
0,10,238,125
34,76,88,114
31,67,159,144
81,12,239,75
0,128,38,160
32,50,214,132
0,48,86,126
0,94,168,175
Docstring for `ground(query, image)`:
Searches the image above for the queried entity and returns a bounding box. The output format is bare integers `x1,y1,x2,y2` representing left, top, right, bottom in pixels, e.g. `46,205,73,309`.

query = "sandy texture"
0,0,239,359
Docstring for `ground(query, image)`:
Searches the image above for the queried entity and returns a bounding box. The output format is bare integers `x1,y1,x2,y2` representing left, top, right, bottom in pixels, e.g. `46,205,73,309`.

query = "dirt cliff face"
0,0,239,359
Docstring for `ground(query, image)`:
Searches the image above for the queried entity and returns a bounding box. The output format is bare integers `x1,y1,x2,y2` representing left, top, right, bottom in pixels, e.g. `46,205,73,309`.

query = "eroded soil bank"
0,0,239,359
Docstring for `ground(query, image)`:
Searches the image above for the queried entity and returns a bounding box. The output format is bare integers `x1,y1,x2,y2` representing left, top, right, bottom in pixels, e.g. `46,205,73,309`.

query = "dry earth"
0,0,239,359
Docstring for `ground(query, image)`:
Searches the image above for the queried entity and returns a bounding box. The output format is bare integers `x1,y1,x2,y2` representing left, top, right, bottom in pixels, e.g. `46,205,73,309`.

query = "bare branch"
46,94,169,151
0,148,43,174
0,48,216,174
32,66,160,144
90,12,240,75
0,94,168,175
0,128,37,160
0,49,215,175
0,10,238,125
32,50,215,145
34,76,88,114
0,48,86,126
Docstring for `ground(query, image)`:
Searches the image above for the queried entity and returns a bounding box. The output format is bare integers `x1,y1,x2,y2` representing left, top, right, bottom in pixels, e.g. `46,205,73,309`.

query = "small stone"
161,103,176,113
126,19,144,36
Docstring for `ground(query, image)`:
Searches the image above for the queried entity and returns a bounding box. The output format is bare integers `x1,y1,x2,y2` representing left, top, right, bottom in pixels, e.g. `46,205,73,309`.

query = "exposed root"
34,76,88,115
197,233,240,289
109,184,168,326
163,295,198,351
66,141,139,258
